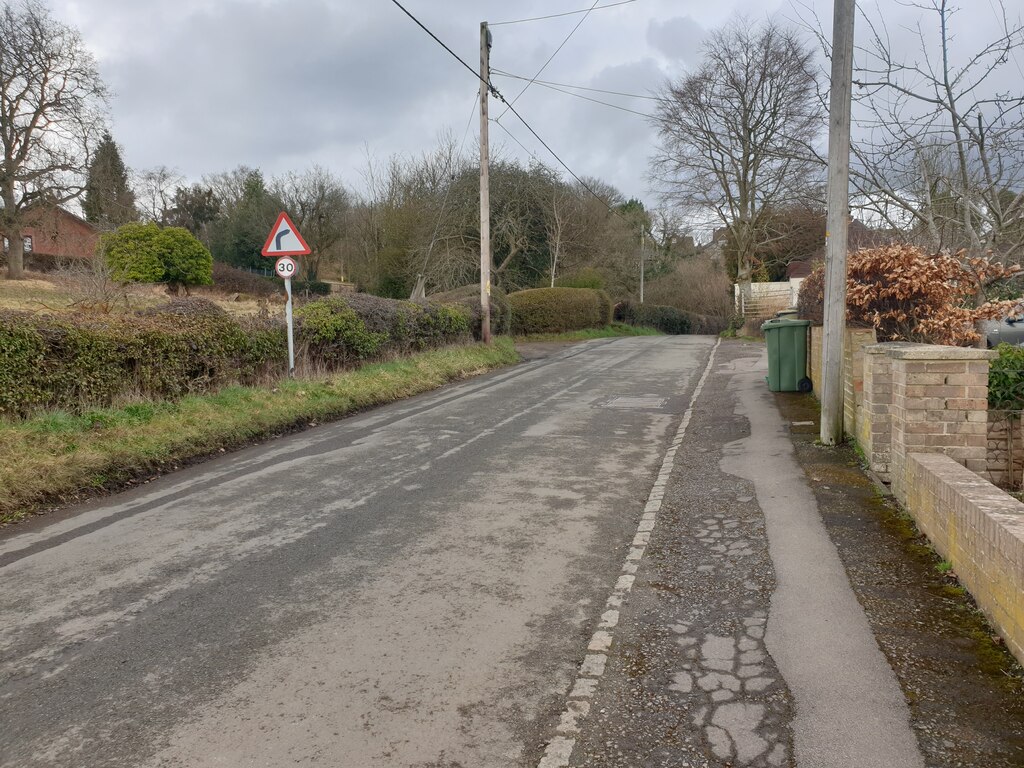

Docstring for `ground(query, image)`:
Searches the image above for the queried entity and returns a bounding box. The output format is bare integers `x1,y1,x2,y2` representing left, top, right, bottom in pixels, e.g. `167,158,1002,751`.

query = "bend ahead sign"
262,211,311,258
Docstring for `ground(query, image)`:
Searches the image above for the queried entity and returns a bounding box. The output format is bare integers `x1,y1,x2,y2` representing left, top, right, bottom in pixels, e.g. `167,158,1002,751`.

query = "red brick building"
2,207,100,267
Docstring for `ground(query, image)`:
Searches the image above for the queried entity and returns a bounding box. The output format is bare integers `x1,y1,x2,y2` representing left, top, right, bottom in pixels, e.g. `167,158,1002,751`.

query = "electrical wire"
388,0,491,91
488,0,636,27
388,0,625,218
497,0,602,119
491,69,666,102
517,78,653,118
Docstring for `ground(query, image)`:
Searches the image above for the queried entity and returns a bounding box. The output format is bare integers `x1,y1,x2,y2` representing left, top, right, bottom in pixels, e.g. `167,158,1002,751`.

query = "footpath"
545,338,1024,767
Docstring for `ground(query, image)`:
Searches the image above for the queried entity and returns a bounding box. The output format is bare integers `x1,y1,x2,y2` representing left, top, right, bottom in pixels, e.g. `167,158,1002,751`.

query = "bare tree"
0,0,108,279
273,165,351,282
841,1,1024,260
650,17,824,295
135,165,184,225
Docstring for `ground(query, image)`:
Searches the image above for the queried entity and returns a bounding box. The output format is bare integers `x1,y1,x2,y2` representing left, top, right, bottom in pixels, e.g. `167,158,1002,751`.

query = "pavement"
2,336,1024,767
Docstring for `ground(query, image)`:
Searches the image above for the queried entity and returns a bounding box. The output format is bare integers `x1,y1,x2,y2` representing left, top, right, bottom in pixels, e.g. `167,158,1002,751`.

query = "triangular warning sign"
262,211,312,257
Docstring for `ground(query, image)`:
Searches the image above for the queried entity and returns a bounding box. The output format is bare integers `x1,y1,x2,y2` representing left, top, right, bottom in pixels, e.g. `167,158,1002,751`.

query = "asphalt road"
1,336,717,768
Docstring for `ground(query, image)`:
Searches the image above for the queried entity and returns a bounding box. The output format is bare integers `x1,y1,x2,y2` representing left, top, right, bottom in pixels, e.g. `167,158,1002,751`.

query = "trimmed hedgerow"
429,284,512,339
615,301,691,334
0,299,277,418
0,293,473,419
508,287,613,335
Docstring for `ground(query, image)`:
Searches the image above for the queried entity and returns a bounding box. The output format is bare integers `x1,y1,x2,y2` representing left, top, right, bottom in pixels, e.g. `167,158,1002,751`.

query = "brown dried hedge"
507,287,613,335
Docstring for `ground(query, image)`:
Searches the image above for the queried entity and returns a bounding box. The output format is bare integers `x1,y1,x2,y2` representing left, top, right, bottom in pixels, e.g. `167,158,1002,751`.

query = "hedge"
507,287,613,335
0,294,473,419
989,343,1024,410
429,284,512,339
615,301,691,334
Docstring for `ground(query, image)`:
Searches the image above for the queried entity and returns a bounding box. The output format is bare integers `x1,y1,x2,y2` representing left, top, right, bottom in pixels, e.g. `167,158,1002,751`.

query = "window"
23,236,32,253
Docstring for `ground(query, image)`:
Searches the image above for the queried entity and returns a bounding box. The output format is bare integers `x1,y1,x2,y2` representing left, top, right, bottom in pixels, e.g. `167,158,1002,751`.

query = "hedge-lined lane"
0,341,518,524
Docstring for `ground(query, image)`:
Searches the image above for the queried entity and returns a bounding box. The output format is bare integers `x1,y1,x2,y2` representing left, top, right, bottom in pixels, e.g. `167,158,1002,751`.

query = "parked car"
980,316,1024,348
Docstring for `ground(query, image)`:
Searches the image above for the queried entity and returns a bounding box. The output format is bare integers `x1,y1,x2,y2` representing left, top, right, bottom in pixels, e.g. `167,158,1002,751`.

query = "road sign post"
263,213,311,378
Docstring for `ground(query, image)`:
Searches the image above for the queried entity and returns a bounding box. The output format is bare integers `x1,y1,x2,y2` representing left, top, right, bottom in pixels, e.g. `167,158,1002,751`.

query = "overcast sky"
47,0,1023,207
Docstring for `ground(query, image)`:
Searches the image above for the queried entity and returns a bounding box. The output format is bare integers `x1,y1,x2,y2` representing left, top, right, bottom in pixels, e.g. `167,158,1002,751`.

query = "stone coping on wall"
886,345,997,361
905,452,1024,665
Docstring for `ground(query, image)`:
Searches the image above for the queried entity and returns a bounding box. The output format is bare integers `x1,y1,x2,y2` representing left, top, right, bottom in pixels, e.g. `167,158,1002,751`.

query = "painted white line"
536,339,721,768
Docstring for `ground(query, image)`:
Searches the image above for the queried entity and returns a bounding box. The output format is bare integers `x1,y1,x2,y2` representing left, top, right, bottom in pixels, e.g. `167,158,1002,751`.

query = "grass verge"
0,339,519,524
515,323,661,343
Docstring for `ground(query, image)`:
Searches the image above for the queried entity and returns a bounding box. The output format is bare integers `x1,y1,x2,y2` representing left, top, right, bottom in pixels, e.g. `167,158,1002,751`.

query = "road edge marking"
536,338,722,768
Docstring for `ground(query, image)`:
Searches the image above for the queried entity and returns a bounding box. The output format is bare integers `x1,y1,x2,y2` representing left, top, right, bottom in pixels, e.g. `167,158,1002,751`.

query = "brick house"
2,206,100,268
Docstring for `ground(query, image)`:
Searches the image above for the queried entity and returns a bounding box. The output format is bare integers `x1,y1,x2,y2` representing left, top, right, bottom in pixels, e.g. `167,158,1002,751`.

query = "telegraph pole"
820,0,856,445
639,231,645,304
479,22,493,343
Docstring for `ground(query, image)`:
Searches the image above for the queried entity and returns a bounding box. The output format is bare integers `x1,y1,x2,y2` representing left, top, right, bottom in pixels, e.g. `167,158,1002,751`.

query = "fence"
734,279,804,319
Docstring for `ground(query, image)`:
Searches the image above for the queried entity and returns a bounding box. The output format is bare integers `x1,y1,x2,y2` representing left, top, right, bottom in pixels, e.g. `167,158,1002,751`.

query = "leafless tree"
0,0,108,279
135,165,184,225
839,0,1024,260
650,17,824,295
273,165,351,282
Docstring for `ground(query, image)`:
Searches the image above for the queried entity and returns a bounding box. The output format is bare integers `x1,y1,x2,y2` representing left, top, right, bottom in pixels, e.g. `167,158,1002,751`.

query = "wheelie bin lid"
761,317,811,331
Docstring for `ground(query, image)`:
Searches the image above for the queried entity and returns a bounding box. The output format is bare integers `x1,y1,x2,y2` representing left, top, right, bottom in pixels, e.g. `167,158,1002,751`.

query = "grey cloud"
647,15,706,65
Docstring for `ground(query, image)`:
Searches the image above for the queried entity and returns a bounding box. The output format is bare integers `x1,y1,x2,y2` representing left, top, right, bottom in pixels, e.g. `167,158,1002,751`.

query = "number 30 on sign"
275,256,297,279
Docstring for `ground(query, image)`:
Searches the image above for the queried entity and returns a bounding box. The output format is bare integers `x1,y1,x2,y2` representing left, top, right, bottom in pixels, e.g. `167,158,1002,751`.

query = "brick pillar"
890,345,997,504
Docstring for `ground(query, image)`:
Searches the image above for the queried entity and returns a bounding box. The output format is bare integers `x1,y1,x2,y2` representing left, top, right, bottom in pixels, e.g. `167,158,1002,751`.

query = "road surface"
2,336,722,767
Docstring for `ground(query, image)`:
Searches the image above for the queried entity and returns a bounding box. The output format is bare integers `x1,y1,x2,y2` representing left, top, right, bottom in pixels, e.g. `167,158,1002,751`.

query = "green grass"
0,339,519,524
515,323,661,343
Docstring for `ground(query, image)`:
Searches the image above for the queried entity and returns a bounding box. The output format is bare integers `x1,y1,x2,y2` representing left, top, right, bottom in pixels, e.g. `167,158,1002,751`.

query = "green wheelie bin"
760,318,813,393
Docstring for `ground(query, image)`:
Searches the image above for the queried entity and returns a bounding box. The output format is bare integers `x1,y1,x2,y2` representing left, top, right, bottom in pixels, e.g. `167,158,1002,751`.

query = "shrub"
211,262,278,298
101,222,164,283
100,222,212,292
615,301,691,334
429,284,512,339
555,267,605,290
796,244,1021,346
159,226,213,292
989,344,1024,410
0,299,286,418
296,298,387,365
508,287,613,334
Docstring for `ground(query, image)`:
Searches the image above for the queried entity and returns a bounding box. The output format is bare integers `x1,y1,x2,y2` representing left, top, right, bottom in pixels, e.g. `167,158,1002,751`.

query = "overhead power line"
491,69,665,102
388,0,494,93
388,0,625,218
489,0,637,27
497,76,653,118
497,0,602,119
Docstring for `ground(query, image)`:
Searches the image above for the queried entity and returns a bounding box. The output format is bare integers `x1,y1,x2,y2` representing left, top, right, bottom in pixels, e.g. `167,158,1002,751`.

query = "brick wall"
807,325,876,439
905,453,1024,666
889,346,995,504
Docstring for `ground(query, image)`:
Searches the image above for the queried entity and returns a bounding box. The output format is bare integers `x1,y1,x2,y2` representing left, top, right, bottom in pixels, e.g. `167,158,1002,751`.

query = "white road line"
536,338,722,768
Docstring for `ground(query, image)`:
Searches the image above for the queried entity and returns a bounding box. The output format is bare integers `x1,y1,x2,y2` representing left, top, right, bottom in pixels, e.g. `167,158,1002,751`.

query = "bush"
796,245,1021,346
429,284,512,339
615,301,691,334
555,268,605,290
0,292,474,419
101,222,164,283
100,222,213,292
159,226,213,292
508,287,613,335
211,262,278,298
989,344,1024,410
0,299,285,418
296,294,472,367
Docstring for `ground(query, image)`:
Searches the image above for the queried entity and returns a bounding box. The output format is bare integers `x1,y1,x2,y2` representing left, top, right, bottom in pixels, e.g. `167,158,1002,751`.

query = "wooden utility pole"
639,231,645,304
479,22,493,343
820,0,856,446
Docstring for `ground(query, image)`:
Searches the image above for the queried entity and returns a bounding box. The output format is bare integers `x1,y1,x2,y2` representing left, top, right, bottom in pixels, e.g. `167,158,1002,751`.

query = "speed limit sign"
275,256,297,279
